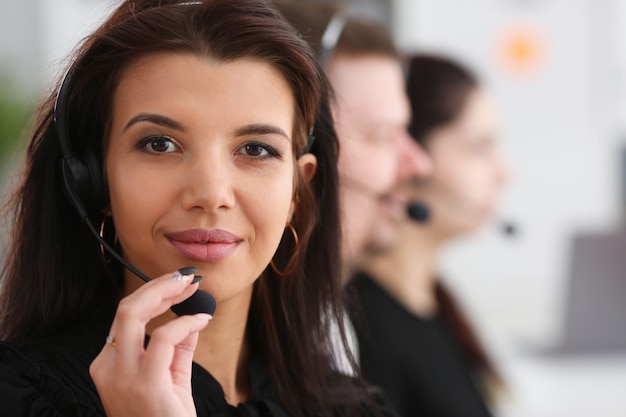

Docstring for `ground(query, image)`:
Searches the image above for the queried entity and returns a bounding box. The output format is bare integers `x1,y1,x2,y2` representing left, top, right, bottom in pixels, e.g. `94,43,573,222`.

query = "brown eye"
237,142,279,159
244,144,266,156
138,135,178,154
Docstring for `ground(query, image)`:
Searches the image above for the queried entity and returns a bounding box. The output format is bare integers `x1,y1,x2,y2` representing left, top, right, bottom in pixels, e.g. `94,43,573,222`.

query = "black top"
0,309,394,417
349,272,494,417
0,313,291,417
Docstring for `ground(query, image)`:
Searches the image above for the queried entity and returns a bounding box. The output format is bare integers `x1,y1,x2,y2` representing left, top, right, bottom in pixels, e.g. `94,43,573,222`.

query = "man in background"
274,0,432,281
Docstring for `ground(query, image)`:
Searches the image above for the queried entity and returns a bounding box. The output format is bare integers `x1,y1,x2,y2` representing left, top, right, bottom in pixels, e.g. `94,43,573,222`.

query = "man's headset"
317,14,346,67
53,68,216,316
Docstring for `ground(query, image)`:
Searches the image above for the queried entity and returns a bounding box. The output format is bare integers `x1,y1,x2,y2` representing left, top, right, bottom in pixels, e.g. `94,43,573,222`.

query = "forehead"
116,51,292,98
460,89,497,124
428,89,500,151
326,55,410,128
110,52,296,134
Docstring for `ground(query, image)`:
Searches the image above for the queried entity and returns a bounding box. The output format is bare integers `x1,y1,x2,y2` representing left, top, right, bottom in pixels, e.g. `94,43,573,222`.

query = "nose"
397,131,432,182
181,152,236,212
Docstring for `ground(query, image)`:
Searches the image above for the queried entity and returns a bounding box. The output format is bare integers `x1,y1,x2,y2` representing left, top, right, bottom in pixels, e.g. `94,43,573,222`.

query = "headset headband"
317,13,346,67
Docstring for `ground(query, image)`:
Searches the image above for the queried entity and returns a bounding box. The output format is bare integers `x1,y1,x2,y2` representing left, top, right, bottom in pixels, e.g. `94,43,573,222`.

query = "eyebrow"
234,124,290,141
124,114,290,141
124,113,185,132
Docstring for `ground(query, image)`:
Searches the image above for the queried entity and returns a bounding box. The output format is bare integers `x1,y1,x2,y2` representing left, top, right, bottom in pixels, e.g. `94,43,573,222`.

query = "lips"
166,229,242,263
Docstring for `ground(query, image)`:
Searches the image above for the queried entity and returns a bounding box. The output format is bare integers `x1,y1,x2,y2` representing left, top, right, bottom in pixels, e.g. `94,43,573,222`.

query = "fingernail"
171,271,192,282
195,313,213,321
178,266,197,275
191,275,203,284
171,267,198,282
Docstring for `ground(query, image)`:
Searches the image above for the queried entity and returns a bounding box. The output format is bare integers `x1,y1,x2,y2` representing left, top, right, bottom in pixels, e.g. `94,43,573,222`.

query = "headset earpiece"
306,128,316,153
54,69,107,217
82,149,107,211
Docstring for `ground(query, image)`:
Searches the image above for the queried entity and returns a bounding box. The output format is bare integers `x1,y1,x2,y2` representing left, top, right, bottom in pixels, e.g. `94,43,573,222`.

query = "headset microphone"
500,221,517,237
341,174,432,224
406,200,518,237
407,201,430,223
404,181,518,237
54,68,216,316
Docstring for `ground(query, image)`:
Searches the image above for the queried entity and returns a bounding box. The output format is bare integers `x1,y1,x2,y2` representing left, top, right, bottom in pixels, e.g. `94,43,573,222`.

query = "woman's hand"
90,269,212,417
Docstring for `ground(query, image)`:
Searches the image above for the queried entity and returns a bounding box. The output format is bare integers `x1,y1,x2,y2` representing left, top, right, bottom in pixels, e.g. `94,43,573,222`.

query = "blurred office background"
3,0,626,416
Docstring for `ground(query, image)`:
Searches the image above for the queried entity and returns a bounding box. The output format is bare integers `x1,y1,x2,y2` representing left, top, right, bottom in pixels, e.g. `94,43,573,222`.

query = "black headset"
54,69,107,219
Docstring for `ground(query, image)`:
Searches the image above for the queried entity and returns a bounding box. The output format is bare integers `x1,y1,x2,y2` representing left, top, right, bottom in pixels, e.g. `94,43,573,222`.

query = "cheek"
338,140,396,189
431,160,495,221
433,152,478,191
245,175,295,255
457,164,495,200
106,161,174,251
341,184,375,222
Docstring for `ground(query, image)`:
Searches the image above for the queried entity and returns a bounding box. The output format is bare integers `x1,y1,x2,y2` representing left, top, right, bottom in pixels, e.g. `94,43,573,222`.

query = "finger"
170,331,201,389
108,270,201,371
141,314,211,387
118,272,200,323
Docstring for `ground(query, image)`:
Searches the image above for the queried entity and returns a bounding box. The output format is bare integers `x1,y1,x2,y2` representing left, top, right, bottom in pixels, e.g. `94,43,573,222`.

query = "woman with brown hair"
351,55,509,417
0,1,391,415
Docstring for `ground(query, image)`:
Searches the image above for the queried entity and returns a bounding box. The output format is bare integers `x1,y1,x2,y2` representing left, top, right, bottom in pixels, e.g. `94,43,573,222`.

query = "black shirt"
350,272,494,417
0,321,290,417
0,314,310,417
0,310,398,417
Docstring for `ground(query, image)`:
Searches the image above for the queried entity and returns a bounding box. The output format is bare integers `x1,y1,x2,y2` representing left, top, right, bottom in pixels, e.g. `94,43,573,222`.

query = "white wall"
393,0,626,341
0,0,119,94
39,0,120,88
0,0,41,95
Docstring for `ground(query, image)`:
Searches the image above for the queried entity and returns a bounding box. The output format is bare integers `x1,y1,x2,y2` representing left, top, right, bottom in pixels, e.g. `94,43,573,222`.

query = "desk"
494,340,626,417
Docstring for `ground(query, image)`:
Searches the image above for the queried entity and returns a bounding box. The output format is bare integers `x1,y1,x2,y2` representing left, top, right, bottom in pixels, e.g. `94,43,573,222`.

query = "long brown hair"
0,0,365,415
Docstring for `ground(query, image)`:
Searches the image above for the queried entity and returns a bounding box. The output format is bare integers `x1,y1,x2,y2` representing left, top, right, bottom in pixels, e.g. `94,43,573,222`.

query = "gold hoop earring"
270,223,299,277
99,216,108,262
286,222,299,247
99,215,117,264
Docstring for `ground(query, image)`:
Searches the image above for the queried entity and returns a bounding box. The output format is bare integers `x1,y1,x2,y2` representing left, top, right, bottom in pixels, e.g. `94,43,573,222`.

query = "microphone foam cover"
171,289,217,316
407,202,430,223
501,222,518,236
